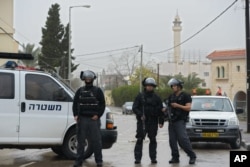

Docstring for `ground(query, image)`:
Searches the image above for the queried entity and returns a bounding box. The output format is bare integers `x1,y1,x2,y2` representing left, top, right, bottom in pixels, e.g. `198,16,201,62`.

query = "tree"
39,3,78,78
130,66,156,85
159,73,202,90
19,43,40,67
159,74,185,88
183,73,203,90
109,49,139,80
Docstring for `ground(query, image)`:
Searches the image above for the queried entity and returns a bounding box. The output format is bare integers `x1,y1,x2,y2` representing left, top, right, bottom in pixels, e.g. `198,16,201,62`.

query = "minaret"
172,13,182,63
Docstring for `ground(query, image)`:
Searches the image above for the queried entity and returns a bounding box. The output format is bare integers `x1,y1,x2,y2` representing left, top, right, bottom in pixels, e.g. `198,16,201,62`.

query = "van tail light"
106,112,116,130
106,122,114,129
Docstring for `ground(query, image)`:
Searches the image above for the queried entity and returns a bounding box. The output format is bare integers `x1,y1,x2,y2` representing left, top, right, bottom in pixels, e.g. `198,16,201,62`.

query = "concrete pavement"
239,120,250,151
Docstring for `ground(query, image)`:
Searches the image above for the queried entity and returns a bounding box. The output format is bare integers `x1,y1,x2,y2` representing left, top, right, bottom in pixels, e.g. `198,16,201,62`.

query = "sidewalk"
239,121,250,151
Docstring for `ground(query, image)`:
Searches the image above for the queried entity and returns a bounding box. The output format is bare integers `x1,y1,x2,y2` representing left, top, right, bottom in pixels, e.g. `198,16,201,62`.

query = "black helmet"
168,78,184,88
80,70,96,81
142,77,157,87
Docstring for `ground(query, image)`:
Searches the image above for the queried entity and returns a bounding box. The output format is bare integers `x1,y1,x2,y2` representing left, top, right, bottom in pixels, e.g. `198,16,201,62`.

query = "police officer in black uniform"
165,78,196,165
133,77,164,164
72,70,105,167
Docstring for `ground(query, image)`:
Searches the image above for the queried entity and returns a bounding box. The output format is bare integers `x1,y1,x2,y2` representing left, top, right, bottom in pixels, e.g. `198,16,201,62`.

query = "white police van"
0,53,117,159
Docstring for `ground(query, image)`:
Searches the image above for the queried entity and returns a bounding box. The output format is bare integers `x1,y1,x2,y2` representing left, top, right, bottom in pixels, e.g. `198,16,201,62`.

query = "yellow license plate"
201,133,219,138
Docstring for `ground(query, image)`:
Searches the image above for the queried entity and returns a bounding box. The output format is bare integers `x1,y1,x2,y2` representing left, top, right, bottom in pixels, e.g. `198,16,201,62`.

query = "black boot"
189,157,196,164
151,159,157,164
97,162,103,167
73,160,83,167
134,160,141,164
169,157,180,164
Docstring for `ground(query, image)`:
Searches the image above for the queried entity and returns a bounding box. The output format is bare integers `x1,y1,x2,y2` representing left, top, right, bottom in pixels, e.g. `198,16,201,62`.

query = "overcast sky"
14,0,245,73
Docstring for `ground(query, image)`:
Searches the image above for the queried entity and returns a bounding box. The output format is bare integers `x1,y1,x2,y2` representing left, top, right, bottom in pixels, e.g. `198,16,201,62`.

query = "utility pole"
139,45,143,92
245,0,250,132
157,63,160,86
68,5,90,80
116,76,118,88
68,7,72,80
96,72,99,87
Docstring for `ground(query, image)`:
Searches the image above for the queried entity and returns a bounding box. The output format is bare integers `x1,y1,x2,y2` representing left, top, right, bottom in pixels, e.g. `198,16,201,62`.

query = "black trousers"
75,116,102,165
134,120,158,161
168,120,196,159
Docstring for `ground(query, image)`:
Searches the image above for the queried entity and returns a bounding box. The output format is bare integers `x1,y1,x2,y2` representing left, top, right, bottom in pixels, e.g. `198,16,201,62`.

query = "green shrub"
112,85,173,106
111,85,211,106
196,88,207,95
155,87,172,101
112,85,140,106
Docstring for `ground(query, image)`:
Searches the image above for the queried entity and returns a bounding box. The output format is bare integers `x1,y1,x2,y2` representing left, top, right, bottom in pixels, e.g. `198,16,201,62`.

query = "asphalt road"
0,107,245,167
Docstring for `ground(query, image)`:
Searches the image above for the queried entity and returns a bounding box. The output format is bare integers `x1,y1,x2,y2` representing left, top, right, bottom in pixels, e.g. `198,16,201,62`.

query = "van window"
0,73,14,99
25,74,68,101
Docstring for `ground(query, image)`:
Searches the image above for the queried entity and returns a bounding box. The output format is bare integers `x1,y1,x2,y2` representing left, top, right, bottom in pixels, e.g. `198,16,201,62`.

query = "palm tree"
160,73,202,90
159,74,185,88
183,73,203,90
19,43,41,67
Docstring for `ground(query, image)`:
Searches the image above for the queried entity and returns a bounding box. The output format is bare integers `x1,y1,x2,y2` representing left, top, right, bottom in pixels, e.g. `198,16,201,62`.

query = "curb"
241,140,250,151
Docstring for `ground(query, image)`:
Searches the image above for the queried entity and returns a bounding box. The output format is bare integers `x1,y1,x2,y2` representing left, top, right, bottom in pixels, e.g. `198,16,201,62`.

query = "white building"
0,0,18,65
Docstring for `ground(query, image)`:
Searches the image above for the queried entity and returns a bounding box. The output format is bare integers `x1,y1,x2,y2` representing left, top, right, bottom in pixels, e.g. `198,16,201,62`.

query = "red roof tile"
207,49,245,60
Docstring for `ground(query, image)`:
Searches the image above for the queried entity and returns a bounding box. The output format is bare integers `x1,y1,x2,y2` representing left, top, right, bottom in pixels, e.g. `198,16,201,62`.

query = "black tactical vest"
78,86,99,116
141,92,159,118
169,92,189,121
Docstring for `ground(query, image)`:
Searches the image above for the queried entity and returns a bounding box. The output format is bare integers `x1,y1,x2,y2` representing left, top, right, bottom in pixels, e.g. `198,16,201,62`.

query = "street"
0,107,244,167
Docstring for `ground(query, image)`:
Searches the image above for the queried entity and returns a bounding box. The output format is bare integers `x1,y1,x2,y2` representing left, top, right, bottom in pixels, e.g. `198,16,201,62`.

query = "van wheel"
62,128,94,159
230,131,242,149
51,146,64,156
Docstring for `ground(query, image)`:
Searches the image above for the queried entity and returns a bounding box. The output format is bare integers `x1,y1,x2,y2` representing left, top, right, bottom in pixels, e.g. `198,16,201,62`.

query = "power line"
0,26,24,48
77,50,128,60
78,55,112,62
0,17,32,43
75,45,140,57
144,0,238,55
77,49,140,61
75,61,106,69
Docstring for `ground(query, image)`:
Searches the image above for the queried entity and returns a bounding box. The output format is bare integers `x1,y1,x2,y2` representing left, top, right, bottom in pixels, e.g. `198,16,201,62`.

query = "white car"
0,61,117,159
122,102,133,115
186,95,243,149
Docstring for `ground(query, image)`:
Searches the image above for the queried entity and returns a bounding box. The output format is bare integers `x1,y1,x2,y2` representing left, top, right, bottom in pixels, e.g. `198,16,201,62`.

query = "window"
221,66,225,78
217,66,226,78
25,74,68,101
204,72,209,77
201,82,206,87
0,73,14,99
217,67,220,78
237,65,240,72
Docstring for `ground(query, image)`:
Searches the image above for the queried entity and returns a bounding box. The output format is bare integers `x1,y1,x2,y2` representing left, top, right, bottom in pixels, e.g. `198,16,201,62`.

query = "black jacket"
133,91,164,124
73,85,105,118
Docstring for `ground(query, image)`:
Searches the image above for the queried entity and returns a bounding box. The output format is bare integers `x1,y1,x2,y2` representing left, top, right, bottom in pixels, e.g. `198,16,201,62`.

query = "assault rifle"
163,99,172,123
141,93,146,140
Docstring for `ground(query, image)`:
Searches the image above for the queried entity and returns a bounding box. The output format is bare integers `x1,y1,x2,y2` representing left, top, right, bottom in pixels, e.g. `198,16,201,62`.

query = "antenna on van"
0,52,34,60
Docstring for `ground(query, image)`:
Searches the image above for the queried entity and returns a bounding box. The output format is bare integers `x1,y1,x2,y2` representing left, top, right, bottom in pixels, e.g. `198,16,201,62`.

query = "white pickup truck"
186,95,242,149
0,60,117,159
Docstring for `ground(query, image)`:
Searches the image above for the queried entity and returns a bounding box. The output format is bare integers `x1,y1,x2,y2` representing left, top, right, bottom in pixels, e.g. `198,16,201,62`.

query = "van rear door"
0,71,19,143
19,72,70,144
